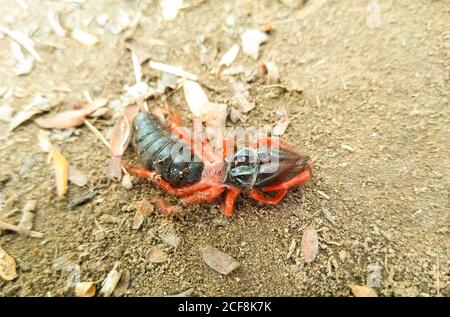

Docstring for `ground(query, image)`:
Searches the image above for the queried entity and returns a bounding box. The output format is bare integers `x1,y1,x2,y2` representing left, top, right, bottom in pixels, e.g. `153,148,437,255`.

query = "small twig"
0,220,43,238
84,119,111,150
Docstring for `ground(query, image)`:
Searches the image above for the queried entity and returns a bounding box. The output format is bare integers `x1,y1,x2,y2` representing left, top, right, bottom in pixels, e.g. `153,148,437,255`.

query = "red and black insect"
125,111,312,217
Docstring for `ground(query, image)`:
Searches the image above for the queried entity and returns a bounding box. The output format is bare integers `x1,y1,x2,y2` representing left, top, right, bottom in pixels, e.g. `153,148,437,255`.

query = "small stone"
18,261,31,272
366,263,383,288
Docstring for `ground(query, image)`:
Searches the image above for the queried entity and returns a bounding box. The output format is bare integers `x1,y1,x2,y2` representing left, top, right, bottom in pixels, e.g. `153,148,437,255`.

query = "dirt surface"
0,0,449,297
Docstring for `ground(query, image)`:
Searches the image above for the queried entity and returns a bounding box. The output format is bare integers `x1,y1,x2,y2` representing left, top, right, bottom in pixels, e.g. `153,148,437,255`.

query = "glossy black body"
133,112,203,186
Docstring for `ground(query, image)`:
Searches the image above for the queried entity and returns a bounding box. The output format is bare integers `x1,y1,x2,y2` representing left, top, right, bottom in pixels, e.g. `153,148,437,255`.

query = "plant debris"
36,102,106,129
71,28,99,47
51,149,69,197
301,227,319,263
149,60,198,81
219,44,239,67
241,29,268,60
348,284,378,297
165,288,194,297
100,263,122,297
9,94,57,131
272,108,290,136
160,0,183,21
201,246,240,275
0,104,14,122
231,80,254,113
260,61,280,84
113,269,130,297
132,199,154,230
124,38,152,64
75,282,96,297
146,245,169,263
0,245,17,281
0,24,42,62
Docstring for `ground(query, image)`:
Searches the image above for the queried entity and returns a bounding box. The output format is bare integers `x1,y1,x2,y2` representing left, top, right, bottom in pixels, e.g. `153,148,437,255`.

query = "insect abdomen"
133,112,203,186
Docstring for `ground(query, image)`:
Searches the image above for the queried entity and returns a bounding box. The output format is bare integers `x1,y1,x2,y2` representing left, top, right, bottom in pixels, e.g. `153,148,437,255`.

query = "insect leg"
181,186,225,205
248,189,288,205
219,188,240,217
261,167,311,192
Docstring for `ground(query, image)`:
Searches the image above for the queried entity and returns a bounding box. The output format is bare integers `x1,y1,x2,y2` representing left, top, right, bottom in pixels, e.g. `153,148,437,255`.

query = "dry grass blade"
149,60,198,81
0,220,43,238
0,24,42,62
0,245,17,281
51,149,69,197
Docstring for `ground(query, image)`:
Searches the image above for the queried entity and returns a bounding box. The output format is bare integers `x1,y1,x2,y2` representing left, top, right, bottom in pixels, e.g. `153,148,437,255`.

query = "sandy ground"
0,0,449,296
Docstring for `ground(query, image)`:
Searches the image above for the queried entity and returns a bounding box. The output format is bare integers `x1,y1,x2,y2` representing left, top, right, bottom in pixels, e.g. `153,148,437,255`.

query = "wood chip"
301,227,319,263
146,245,169,263
0,245,17,281
0,220,43,238
348,284,378,297
100,263,122,297
75,282,96,297
71,28,99,47
201,246,240,275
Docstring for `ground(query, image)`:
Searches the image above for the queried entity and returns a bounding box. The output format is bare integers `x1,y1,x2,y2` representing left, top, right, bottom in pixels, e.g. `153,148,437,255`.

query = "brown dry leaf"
124,38,152,64
110,115,131,157
106,156,122,180
201,246,240,275
348,284,378,297
68,166,88,187
89,107,109,118
0,245,17,281
272,108,290,136
75,282,96,297
36,103,105,129
51,149,69,197
301,227,319,263
9,94,57,131
146,245,169,263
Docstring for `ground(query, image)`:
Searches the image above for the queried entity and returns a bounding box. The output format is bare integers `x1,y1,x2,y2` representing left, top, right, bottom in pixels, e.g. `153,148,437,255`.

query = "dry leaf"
69,166,88,187
71,29,99,46
261,61,279,84
201,246,240,275
75,282,96,297
301,227,319,263
241,29,268,60
219,44,239,67
146,245,169,263
272,108,290,136
0,104,14,122
160,0,183,21
106,156,122,180
0,245,17,281
36,103,105,129
110,115,131,157
51,149,69,197
348,284,378,297
132,199,154,229
100,264,122,297
9,94,56,131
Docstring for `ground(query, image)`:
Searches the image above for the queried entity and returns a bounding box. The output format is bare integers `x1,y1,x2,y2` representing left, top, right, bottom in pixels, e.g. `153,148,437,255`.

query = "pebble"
366,263,383,288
